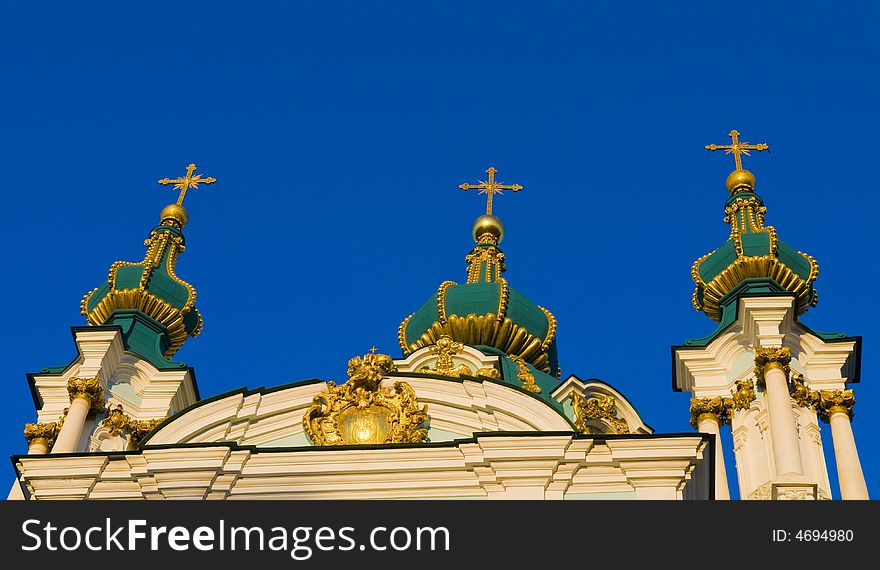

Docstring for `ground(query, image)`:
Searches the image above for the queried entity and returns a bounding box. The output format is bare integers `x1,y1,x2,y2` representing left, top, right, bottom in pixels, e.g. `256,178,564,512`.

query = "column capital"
754,346,791,386
816,389,855,423
67,377,105,412
730,379,757,411
689,396,733,428
23,421,59,448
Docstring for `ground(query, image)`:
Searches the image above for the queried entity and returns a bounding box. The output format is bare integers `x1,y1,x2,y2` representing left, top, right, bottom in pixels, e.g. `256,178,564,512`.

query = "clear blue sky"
2,2,877,499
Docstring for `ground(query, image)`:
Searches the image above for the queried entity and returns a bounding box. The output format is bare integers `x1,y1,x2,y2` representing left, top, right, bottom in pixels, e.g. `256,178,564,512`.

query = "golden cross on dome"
158,163,217,206
369,346,379,354
458,167,522,216
705,130,769,171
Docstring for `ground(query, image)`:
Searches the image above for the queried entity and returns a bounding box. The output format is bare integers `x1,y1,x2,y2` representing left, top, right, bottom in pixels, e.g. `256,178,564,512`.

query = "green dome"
81,210,202,364
692,178,818,322
399,231,559,376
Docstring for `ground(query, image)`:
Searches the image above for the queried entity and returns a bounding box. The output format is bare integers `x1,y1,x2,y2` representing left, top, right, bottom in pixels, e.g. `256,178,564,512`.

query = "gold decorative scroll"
571,393,629,435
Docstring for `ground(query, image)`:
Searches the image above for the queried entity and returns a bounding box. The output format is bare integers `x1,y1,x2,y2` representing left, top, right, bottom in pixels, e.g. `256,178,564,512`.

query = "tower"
672,131,867,500
11,165,213,498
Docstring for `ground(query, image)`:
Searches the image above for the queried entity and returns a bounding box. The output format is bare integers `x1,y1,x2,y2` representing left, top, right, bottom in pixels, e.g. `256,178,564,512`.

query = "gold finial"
369,346,378,354
158,163,217,207
459,167,522,216
705,130,769,172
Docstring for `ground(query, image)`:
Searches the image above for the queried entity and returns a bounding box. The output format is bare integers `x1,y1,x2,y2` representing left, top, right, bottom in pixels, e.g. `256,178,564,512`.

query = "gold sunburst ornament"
705,130,769,172
158,163,217,206
303,349,429,446
459,166,522,216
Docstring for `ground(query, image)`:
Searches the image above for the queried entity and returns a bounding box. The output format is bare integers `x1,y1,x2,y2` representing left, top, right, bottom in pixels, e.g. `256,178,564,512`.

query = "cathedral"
8,131,868,500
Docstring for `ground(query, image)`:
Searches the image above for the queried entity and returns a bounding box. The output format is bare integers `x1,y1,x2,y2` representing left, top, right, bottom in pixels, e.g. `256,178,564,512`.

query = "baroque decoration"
418,335,472,377
689,396,734,428
67,377,105,412
23,421,60,448
303,350,429,446
753,345,792,386
100,404,165,447
731,378,757,411
571,393,629,434
816,389,856,423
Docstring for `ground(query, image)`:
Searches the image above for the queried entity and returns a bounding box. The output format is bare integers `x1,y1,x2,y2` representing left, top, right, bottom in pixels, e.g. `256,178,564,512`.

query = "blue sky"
2,2,878,499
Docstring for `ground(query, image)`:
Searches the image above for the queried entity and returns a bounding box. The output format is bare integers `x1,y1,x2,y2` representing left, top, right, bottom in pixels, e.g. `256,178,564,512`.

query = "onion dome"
80,164,215,366
398,167,559,376
692,132,818,322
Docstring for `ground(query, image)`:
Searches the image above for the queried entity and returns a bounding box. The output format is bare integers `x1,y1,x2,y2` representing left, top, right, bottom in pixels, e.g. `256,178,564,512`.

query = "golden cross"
158,163,217,206
369,346,378,354
458,167,522,216
705,130,769,171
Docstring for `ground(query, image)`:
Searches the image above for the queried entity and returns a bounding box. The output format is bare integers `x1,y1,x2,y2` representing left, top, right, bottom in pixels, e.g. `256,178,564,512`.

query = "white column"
52,396,91,453
52,378,104,454
815,390,870,500
762,365,804,478
697,415,730,500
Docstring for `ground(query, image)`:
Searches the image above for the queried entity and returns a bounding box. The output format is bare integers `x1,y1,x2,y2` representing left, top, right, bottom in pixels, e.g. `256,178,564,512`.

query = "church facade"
8,132,869,500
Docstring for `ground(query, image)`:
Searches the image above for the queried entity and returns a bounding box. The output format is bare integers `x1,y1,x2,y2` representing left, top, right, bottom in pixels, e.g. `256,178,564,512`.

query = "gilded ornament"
401,301,558,374
753,346,791,386
815,389,855,423
101,404,132,436
303,350,429,446
731,378,757,411
418,335,473,377
705,130,769,184
158,163,216,208
689,396,733,428
571,393,629,435
692,131,819,322
128,418,165,446
789,374,818,409
509,355,541,394
94,403,165,447
67,377,105,412
477,367,501,379
458,166,522,217
23,422,59,448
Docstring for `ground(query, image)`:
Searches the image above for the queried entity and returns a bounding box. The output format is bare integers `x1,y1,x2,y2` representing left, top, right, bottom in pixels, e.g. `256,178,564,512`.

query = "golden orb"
472,214,504,243
159,204,189,228
726,169,756,193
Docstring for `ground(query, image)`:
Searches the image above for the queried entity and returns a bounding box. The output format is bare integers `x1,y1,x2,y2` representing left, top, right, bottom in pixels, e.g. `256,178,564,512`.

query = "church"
8,131,868,500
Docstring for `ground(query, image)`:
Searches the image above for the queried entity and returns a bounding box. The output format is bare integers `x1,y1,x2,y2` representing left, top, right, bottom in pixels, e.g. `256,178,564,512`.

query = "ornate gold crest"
571,393,629,434
303,349,429,446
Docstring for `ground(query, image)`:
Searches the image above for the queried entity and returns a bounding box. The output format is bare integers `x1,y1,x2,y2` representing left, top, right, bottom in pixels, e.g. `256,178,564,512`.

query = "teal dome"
399,230,559,376
691,175,818,322
81,209,202,363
